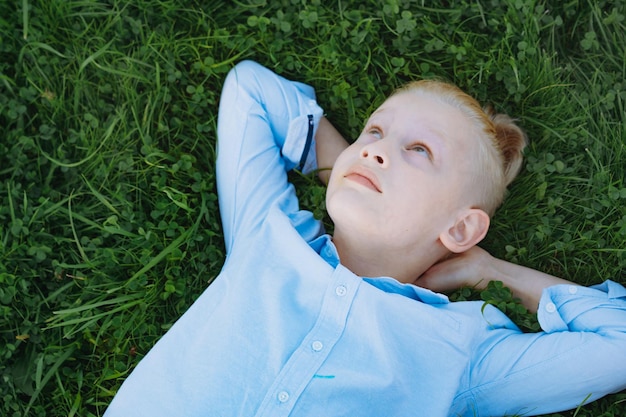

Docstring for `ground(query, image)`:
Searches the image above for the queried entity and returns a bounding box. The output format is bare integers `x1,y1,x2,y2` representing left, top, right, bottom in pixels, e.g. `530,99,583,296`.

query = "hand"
414,246,494,293
415,246,576,313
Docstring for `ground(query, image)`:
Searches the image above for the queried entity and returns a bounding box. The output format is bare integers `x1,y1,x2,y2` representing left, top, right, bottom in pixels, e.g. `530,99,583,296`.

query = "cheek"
339,144,358,160
324,179,347,223
324,181,336,211
326,148,355,187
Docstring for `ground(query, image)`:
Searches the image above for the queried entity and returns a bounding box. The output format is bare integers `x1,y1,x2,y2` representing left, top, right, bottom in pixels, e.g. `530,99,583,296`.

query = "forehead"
370,91,479,150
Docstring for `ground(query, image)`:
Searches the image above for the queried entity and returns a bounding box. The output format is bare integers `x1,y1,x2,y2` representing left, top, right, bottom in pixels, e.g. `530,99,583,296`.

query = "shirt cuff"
281,80,323,175
538,280,626,333
282,104,323,174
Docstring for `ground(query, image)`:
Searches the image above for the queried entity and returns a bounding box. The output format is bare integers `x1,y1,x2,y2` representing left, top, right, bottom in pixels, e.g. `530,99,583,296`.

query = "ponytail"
485,107,528,187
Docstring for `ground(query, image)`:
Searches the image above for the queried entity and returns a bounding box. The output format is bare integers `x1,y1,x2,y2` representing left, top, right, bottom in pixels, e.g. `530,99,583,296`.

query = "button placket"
255,269,359,417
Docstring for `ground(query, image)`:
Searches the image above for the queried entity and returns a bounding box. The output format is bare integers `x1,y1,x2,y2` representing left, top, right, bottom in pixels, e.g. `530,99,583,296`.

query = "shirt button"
545,302,557,313
278,391,290,403
569,285,578,295
312,340,323,352
335,285,347,296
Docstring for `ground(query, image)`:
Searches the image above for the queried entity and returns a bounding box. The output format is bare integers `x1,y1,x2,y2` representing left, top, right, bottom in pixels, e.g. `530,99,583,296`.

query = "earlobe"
440,209,490,253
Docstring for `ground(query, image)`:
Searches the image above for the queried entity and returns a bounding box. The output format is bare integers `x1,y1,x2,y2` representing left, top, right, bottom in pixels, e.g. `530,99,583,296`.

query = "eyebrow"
419,126,447,144
366,108,386,123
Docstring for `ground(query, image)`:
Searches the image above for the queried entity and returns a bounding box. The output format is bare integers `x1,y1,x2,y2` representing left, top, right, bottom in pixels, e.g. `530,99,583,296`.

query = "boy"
104,60,626,416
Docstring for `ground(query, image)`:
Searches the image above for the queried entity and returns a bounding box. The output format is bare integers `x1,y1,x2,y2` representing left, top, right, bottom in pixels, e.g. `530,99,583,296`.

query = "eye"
408,143,432,159
367,126,382,139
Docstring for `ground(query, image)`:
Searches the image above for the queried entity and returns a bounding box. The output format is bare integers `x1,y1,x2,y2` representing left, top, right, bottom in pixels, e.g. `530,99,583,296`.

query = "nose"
360,143,389,167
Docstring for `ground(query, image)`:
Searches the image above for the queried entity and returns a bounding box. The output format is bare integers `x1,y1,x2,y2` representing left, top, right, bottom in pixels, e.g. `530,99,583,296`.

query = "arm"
419,247,626,415
216,60,323,252
315,117,349,184
415,246,573,313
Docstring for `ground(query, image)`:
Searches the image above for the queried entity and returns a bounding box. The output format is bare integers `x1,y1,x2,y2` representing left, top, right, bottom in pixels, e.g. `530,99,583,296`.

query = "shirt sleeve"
455,280,626,416
216,60,324,253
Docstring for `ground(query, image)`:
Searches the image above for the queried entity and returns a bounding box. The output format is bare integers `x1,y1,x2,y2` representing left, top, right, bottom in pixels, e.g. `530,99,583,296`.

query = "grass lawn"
1,0,625,415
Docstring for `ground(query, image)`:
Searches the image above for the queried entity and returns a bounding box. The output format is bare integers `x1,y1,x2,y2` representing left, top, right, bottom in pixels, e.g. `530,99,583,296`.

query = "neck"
332,228,448,284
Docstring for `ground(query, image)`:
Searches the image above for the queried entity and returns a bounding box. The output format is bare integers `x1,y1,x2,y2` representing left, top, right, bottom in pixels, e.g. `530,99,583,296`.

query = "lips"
344,166,382,193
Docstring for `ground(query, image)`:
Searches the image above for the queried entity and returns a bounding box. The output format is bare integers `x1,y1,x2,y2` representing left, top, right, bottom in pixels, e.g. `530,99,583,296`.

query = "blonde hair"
394,80,527,215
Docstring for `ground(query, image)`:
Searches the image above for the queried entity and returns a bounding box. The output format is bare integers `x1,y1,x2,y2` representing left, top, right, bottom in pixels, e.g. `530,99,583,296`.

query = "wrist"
475,253,510,290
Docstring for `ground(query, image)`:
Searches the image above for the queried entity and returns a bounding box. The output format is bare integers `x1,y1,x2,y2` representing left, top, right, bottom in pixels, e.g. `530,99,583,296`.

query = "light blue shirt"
104,60,626,417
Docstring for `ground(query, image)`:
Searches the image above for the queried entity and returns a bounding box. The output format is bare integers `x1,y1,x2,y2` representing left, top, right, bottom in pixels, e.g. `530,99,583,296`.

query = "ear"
439,209,490,253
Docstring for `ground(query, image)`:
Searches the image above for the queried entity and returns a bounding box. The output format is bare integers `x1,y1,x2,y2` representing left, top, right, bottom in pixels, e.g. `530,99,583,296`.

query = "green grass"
1,0,625,416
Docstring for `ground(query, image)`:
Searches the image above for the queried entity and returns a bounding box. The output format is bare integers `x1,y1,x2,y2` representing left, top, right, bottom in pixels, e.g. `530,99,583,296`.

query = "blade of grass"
78,39,115,73
37,111,122,169
22,0,28,39
81,175,121,216
107,225,193,293
24,346,76,415
68,191,90,264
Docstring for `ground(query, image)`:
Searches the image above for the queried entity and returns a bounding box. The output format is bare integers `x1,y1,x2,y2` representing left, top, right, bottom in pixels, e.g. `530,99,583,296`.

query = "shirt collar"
362,277,449,304
313,235,449,304
310,234,340,267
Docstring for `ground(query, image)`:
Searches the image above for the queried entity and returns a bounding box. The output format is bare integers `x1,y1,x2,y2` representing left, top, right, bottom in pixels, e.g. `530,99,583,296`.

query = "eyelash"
365,125,432,160
409,143,431,158
367,126,382,139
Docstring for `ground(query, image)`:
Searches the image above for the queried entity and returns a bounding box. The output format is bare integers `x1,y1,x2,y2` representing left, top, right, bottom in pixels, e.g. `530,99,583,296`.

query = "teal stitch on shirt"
313,374,335,379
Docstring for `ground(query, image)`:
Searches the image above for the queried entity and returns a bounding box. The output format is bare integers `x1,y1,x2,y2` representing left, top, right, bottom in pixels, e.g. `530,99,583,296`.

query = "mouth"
344,166,382,193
